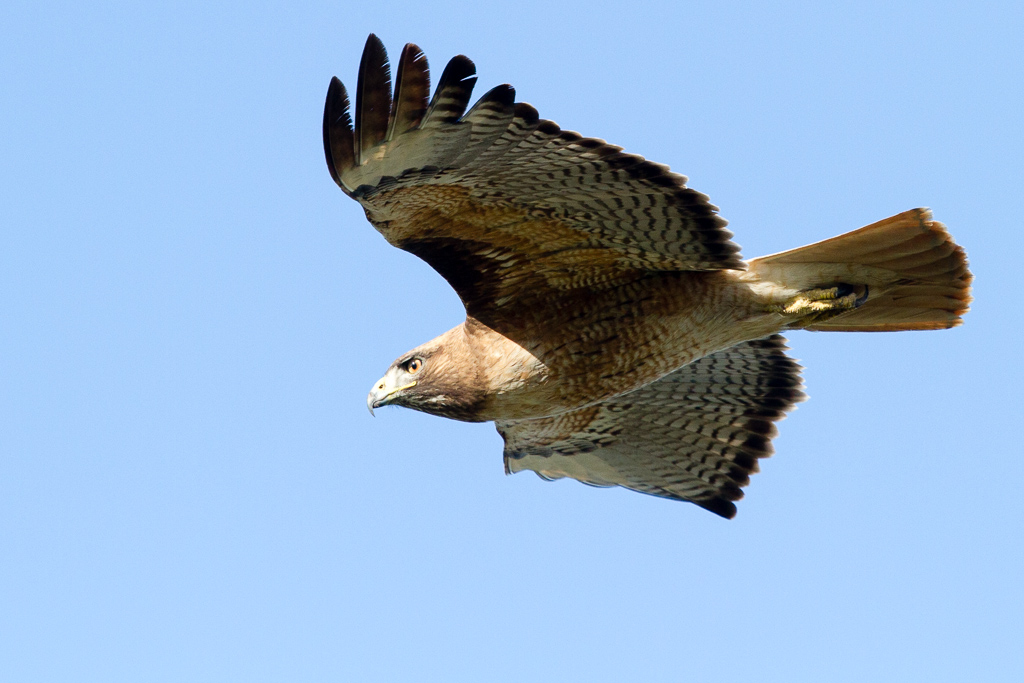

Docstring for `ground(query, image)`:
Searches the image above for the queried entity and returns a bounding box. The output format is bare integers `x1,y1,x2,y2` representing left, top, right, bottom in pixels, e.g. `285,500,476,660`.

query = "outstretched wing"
497,336,806,518
324,35,743,318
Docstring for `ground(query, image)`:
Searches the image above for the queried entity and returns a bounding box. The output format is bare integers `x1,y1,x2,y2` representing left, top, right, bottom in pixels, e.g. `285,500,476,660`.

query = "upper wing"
324,35,743,318
497,336,806,518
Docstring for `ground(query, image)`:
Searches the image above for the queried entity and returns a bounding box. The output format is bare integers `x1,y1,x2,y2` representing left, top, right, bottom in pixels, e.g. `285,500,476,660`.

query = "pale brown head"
366,328,487,422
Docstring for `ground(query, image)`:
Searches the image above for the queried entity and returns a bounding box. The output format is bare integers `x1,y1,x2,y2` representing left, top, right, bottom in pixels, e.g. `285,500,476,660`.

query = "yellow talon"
768,285,866,319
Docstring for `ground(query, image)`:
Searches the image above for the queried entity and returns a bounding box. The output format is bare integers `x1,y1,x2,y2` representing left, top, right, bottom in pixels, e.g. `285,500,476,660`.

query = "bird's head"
366,328,487,422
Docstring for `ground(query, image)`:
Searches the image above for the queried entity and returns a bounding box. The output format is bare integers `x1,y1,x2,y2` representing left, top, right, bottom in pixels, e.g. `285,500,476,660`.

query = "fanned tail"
750,209,972,331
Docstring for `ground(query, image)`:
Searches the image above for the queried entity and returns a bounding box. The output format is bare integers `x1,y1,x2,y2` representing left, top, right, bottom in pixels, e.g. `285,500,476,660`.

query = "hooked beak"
366,373,417,416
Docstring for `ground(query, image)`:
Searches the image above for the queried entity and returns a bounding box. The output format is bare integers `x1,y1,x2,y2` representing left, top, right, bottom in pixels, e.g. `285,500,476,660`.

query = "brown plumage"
327,35,972,518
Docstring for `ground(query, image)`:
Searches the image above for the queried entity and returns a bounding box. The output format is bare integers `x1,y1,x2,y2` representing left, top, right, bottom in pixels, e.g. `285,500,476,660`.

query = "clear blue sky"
2,2,1021,681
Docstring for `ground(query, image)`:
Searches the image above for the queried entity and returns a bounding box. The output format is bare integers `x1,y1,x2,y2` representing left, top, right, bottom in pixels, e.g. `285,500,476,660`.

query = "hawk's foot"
769,284,868,324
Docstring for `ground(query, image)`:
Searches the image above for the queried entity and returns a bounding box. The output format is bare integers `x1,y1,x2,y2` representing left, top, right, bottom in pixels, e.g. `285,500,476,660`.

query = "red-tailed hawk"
324,35,972,518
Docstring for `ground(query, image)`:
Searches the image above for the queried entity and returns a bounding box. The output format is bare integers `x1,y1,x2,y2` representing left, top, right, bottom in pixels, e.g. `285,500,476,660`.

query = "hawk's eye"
406,358,423,374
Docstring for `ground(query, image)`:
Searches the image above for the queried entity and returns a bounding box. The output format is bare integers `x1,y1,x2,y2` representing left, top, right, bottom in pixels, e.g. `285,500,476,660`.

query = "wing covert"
497,336,806,518
325,36,743,316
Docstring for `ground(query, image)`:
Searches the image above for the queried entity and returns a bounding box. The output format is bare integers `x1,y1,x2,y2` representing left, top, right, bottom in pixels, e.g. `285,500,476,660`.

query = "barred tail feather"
750,209,972,332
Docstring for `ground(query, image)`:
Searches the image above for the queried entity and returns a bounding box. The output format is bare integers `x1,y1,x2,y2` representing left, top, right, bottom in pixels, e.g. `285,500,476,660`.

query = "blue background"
3,2,1021,681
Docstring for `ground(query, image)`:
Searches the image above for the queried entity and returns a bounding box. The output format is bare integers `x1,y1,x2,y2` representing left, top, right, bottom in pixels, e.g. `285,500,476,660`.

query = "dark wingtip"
481,83,515,107
362,33,386,65
356,34,392,164
323,76,353,189
696,497,738,519
421,54,477,126
441,54,477,83
513,102,539,126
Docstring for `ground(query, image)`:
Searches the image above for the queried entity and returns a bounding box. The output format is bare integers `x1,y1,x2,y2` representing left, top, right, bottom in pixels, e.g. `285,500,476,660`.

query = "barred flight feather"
355,34,391,165
499,336,806,518
387,43,430,140
323,35,744,317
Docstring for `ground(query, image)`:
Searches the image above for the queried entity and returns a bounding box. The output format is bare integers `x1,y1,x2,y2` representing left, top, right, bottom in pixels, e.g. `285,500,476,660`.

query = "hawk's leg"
770,284,869,326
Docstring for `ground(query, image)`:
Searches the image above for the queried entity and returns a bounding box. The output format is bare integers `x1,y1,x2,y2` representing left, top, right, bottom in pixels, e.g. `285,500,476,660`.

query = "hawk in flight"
324,35,972,517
